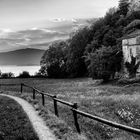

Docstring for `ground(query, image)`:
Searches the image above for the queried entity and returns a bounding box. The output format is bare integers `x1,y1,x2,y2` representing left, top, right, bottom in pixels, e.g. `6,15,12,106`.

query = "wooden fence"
1,83,140,135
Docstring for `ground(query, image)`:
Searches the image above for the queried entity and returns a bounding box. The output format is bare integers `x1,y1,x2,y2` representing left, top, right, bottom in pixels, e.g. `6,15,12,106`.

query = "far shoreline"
0,64,40,66
0,65,41,77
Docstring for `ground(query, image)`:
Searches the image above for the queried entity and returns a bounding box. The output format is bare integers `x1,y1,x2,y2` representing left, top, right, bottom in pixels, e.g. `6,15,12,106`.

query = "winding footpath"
0,94,56,140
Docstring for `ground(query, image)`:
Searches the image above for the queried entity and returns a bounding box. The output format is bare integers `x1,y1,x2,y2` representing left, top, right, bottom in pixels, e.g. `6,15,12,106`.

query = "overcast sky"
0,0,119,31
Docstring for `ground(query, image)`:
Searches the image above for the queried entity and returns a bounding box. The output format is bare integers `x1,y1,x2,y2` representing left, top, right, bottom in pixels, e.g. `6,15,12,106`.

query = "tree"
0,71,2,77
66,27,92,77
40,41,68,78
85,46,122,82
1,72,14,78
38,1,140,80
38,66,47,77
46,61,64,78
8,72,14,78
18,71,30,78
104,7,119,26
85,8,122,55
103,29,116,46
119,0,130,16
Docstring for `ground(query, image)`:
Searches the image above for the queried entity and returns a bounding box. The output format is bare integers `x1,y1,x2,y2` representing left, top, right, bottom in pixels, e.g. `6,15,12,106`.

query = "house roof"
122,30,140,40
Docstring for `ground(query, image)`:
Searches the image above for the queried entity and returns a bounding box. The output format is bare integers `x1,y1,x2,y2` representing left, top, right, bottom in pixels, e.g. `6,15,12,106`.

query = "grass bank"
0,95,39,140
1,78,140,140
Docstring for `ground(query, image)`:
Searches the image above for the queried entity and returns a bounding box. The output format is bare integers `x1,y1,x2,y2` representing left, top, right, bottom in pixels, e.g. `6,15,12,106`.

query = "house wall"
122,45,137,62
122,37,137,62
122,36,140,74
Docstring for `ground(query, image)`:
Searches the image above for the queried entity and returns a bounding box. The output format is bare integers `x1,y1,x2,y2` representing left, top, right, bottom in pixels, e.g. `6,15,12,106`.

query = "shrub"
117,77,140,85
18,71,30,78
86,46,122,82
40,41,68,78
125,55,140,78
1,72,14,79
33,72,46,78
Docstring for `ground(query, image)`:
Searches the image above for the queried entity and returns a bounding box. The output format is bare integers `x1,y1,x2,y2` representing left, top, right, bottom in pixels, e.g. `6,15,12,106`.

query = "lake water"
0,65,41,77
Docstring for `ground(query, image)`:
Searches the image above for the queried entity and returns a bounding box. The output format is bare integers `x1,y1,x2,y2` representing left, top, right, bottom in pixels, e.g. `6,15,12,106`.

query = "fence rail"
1,83,140,135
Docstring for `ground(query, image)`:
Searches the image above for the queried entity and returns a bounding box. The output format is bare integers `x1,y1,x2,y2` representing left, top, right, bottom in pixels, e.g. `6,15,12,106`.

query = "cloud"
0,28,69,52
0,18,96,52
52,18,67,22
0,28,14,38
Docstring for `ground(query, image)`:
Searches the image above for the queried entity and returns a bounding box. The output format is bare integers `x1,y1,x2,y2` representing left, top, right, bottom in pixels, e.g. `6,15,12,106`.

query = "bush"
125,55,140,78
86,46,122,82
1,72,14,79
40,41,68,78
33,72,46,78
18,71,30,78
117,77,140,85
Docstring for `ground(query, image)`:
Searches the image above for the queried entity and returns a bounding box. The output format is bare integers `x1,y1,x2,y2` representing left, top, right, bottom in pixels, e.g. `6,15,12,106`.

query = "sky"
0,0,119,31
0,0,119,53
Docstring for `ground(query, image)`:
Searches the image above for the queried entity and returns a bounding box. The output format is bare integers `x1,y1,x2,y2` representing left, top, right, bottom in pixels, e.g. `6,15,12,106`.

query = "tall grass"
0,78,140,140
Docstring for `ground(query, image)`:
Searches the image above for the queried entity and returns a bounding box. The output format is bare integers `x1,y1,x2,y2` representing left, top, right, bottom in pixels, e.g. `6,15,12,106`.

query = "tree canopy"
40,41,68,78
40,0,140,80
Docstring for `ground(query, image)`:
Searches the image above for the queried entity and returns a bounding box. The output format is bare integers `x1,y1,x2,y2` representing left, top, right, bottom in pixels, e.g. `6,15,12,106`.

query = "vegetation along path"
0,94,56,140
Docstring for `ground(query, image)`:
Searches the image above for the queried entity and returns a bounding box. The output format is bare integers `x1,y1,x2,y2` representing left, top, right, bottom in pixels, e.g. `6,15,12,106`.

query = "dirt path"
0,94,56,140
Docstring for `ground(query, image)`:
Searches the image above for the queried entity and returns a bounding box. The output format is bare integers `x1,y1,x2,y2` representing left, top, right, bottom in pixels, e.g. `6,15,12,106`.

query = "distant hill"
0,48,45,66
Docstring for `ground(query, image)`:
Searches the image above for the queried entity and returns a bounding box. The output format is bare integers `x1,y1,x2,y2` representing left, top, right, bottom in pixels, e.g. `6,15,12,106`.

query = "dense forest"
40,0,140,81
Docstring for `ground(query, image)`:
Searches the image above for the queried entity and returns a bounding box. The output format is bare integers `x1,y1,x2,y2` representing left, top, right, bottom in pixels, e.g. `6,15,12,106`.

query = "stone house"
122,30,140,76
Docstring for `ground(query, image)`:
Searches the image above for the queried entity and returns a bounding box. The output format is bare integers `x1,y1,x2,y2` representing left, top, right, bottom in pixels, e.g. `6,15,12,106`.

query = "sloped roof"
122,29,140,39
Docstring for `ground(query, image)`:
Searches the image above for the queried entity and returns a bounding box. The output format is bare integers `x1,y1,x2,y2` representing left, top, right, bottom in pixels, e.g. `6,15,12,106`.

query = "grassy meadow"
0,95,39,140
0,78,140,140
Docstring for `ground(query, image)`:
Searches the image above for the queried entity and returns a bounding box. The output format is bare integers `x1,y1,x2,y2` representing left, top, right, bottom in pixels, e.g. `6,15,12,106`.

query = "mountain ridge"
0,48,45,66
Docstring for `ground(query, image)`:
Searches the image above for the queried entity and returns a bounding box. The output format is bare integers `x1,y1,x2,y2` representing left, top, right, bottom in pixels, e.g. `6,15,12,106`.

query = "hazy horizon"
0,65,40,76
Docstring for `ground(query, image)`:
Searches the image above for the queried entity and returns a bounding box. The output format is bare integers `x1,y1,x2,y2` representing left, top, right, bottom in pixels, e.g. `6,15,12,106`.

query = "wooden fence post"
42,93,45,106
72,103,81,134
53,95,59,117
21,83,23,93
33,89,35,99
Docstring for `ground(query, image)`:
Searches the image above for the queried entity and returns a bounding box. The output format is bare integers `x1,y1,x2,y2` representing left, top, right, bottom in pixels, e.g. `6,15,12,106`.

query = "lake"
0,65,41,76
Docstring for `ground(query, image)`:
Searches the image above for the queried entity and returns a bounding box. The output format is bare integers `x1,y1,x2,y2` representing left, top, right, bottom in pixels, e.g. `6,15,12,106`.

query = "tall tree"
85,46,122,82
40,41,68,78
66,27,92,77
119,0,130,16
